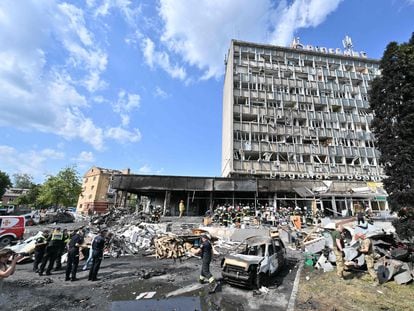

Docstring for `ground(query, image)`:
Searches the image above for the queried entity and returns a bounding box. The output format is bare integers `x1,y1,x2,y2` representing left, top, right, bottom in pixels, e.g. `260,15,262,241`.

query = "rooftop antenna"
291,37,303,49
342,35,353,53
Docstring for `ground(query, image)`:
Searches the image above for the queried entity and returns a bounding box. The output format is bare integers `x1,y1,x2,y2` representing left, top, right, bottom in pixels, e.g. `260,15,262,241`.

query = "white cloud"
141,37,187,80
73,151,95,164
138,164,164,175
158,0,342,79
0,1,143,151
105,127,142,143
138,164,152,174
113,90,141,126
154,86,169,99
0,145,65,181
0,0,109,150
270,0,343,46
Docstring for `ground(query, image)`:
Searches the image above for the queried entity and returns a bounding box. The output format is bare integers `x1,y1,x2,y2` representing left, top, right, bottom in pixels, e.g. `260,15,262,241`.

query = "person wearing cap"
196,234,216,289
331,224,345,279
356,233,379,285
39,227,63,276
88,229,108,281
65,229,84,281
179,200,185,218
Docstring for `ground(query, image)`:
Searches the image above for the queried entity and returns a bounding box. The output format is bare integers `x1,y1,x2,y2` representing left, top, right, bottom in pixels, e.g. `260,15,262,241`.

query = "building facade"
221,39,388,212
77,166,129,214
1,188,29,207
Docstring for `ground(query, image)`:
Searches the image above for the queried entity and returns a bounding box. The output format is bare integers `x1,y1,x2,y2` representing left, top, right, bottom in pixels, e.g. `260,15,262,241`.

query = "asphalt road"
1,247,301,311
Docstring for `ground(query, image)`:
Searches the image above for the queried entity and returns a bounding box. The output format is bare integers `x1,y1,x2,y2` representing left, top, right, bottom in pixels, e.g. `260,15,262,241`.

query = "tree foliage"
369,33,414,240
0,170,12,198
15,184,41,207
13,173,34,189
37,167,82,208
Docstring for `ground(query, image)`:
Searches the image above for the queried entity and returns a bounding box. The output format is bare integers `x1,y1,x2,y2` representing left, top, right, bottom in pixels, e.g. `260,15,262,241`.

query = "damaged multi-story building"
110,38,389,216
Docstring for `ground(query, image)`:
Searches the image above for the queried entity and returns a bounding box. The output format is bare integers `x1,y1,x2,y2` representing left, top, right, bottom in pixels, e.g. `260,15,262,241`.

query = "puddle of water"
111,296,201,311
111,280,179,301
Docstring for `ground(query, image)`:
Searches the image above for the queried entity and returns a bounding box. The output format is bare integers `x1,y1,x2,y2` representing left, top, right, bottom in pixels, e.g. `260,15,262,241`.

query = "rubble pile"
154,235,186,259
299,221,414,285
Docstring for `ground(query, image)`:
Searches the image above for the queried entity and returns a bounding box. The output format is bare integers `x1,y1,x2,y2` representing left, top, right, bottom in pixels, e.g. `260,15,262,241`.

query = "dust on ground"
296,267,414,311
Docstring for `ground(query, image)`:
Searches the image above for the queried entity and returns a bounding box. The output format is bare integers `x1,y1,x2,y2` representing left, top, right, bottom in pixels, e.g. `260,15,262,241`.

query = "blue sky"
0,0,413,183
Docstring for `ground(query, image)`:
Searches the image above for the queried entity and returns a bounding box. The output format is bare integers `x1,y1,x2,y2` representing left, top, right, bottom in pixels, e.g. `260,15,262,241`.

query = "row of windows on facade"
234,110,371,125
233,96,369,112
234,65,375,83
83,176,97,183
233,132,376,148
232,48,379,71
233,82,370,100
234,119,371,134
233,59,379,78
233,150,378,167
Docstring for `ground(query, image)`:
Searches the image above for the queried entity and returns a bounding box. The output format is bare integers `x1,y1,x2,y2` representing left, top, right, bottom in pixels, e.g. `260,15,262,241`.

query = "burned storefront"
110,174,388,217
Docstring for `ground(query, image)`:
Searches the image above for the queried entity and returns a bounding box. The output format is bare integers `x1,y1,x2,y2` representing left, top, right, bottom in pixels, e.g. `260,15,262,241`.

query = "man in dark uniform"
39,227,63,276
88,230,107,281
196,234,216,292
33,230,49,272
55,229,69,271
65,229,84,281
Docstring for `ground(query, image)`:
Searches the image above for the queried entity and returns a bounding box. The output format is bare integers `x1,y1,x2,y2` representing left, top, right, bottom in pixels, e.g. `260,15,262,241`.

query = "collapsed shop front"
110,175,388,217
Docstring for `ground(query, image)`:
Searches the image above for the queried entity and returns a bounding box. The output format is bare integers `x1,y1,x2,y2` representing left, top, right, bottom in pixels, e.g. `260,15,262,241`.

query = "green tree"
13,173,34,189
37,167,82,208
15,184,41,208
0,170,12,198
369,33,414,241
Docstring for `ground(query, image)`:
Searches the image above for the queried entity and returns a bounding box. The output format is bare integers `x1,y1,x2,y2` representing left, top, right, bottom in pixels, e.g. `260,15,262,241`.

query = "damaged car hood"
225,254,264,266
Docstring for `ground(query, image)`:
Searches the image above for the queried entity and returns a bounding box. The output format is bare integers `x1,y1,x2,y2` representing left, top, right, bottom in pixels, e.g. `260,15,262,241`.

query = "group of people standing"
33,227,108,282
332,224,379,285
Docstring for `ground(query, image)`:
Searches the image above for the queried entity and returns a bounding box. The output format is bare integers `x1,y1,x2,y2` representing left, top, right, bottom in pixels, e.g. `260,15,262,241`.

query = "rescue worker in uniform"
196,234,216,291
356,233,379,285
331,224,345,279
55,229,69,271
179,200,185,218
65,229,84,281
39,227,63,276
88,229,108,281
33,230,49,272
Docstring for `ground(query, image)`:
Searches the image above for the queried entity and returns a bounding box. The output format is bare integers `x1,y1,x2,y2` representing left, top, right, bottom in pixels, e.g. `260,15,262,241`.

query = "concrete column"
163,190,170,216
331,196,337,217
186,192,190,217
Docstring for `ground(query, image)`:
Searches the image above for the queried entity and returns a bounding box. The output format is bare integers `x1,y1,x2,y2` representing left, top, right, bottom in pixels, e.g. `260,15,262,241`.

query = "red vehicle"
0,216,25,247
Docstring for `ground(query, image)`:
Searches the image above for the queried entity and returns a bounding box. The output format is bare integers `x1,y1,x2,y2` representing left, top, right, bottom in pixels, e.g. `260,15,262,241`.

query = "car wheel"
0,236,14,247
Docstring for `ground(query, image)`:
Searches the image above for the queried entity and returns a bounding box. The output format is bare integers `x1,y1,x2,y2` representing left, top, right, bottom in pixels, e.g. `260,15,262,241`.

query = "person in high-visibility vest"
39,227,63,276
179,200,185,217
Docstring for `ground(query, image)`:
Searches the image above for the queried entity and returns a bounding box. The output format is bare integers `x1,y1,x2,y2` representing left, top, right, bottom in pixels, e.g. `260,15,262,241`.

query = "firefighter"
179,200,185,218
196,234,217,292
39,227,63,276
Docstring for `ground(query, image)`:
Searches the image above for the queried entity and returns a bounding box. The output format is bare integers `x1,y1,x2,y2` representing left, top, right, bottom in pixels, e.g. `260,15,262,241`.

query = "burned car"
222,236,286,288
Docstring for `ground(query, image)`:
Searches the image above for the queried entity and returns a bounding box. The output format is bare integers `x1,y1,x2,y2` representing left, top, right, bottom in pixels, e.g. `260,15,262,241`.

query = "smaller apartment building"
77,166,129,214
1,188,29,207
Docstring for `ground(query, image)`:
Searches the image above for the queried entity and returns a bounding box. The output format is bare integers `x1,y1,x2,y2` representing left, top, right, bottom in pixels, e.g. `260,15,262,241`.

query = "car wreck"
222,235,286,288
